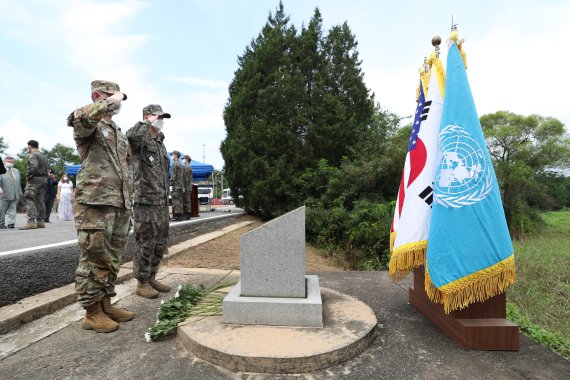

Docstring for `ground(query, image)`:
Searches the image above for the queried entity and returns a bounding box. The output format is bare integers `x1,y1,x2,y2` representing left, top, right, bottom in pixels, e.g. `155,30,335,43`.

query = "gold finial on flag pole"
432,35,442,58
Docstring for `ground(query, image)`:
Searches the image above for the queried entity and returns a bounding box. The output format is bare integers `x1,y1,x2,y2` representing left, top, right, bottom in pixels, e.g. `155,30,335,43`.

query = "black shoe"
8,224,14,229
44,219,51,223
171,214,183,221
0,225,6,229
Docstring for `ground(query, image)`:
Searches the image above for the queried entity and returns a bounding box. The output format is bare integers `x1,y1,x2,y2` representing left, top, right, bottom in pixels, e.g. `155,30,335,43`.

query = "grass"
507,209,570,359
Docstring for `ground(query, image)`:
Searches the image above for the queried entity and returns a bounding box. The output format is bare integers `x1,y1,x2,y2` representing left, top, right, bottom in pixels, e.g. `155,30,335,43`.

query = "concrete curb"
0,220,253,334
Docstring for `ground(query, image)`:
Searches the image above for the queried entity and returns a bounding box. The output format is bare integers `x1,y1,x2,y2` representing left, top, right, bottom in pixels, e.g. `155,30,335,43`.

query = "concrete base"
223,275,323,327
178,287,378,374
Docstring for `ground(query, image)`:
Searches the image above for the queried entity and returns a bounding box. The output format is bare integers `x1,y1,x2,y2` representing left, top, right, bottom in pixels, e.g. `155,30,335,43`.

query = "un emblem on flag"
434,125,492,208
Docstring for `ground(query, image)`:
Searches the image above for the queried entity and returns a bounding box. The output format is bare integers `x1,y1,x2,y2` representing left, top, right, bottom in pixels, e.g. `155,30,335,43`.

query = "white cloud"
168,76,229,89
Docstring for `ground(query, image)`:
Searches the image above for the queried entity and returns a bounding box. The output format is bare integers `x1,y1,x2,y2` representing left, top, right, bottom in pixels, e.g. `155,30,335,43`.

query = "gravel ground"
165,216,343,272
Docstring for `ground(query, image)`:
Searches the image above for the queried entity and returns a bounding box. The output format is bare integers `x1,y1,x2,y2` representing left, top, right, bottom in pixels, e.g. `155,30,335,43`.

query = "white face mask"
4,162,14,169
109,102,122,115
151,118,164,130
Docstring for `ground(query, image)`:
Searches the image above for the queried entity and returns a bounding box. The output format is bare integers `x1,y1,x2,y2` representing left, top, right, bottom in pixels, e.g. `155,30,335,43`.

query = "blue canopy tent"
65,153,213,181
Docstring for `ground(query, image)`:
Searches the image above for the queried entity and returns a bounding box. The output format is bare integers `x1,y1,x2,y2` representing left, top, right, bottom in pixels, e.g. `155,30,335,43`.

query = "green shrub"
306,199,394,270
509,201,545,239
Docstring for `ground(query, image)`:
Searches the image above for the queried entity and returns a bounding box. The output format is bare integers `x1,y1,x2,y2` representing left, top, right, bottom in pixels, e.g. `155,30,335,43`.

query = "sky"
1,0,568,170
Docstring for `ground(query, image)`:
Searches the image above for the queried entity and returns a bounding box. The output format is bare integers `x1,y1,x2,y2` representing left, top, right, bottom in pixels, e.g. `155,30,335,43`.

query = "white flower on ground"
160,299,165,305
174,291,180,298
144,331,152,343
177,284,182,291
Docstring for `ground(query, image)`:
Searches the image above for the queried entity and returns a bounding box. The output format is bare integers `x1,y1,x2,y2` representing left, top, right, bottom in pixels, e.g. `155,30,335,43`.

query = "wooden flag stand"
191,184,200,217
409,268,519,350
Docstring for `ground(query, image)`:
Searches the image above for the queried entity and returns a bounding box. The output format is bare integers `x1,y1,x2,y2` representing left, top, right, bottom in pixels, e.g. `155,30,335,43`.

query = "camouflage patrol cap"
172,150,181,157
91,80,127,100
142,104,171,118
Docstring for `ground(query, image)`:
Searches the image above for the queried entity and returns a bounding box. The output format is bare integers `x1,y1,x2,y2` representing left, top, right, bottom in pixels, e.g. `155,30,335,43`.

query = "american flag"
407,86,431,152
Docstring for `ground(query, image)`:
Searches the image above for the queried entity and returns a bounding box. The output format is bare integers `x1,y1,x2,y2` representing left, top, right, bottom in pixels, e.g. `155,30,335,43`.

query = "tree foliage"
221,3,374,218
481,111,570,236
42,143,80,177
0,137,7,155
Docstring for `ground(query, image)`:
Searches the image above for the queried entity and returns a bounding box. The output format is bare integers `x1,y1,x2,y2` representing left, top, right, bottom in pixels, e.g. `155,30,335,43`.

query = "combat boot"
149,274,172,293
172,213,184,221
82,302,119,333
101,296,135,322
36,220,46,228
19,222,37,230
135,279,159,299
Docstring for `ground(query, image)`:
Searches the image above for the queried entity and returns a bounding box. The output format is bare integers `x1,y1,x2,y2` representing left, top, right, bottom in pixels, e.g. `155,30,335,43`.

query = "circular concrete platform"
176,287,379,374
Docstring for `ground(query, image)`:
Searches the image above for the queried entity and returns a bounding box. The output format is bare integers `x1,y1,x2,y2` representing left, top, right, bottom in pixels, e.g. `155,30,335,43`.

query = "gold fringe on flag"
389,231,397,253
389,240,427,281
425,255,516,314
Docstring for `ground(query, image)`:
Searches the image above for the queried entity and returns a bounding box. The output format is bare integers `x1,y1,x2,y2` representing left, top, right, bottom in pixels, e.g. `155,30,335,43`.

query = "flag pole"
432,35,441,58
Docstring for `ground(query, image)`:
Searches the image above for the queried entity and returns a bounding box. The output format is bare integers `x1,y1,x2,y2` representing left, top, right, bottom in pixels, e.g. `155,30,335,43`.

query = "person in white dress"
57,175,74,221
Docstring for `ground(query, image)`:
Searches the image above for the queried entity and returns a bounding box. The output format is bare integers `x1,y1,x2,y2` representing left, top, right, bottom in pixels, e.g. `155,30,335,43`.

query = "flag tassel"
389,231,397,253
425,255,516,314
389,240,427,281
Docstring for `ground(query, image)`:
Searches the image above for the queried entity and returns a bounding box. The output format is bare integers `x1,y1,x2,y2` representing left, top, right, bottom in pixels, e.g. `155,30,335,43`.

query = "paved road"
0,205,239,255
1,271,568,379
0,207,244,307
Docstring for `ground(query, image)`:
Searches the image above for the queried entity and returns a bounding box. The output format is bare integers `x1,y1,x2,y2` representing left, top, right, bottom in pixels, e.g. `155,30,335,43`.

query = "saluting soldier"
67,80,134,333
127,104,172,299
182,154,193,220
170,150,184,221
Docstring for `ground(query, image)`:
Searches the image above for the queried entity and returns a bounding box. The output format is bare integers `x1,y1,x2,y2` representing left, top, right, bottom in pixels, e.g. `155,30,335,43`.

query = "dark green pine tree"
221,2,300,218
308,22,375,166
221,3,375,218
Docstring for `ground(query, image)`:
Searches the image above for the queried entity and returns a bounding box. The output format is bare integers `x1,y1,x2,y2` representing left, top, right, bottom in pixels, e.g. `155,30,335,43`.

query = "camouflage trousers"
23,177,46,222
171,189,183,215
182,189,192,214
74,204,130,307
132,203,169,280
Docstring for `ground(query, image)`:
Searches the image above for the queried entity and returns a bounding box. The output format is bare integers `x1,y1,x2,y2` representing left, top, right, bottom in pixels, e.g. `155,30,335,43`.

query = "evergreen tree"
221,3,376,218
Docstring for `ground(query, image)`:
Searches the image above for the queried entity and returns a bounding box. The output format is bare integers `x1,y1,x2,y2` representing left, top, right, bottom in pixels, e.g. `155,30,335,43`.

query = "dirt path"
165,215,343,272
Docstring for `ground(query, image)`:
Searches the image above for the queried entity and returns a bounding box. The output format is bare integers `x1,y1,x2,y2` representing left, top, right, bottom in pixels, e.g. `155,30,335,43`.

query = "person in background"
67,79,134,333
0,156,5,174
0,156,22,229
44,170,58,223
20,140,49,230
57,173,75,221
182,154,193,220
170,150,184,221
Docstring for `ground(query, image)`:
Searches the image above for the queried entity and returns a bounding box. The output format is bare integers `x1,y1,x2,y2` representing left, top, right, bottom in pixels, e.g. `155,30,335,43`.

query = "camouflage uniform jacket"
67,100,132,209
26,151,49,179
126,121,170,205
171,160,184,191
183,164,193,190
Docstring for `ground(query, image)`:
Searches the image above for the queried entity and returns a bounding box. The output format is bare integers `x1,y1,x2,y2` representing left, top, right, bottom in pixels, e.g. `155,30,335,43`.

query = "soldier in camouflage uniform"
66,80,134,333
182,154,193,219
19,140,49,230
127,104,172,299
170,150,184,221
